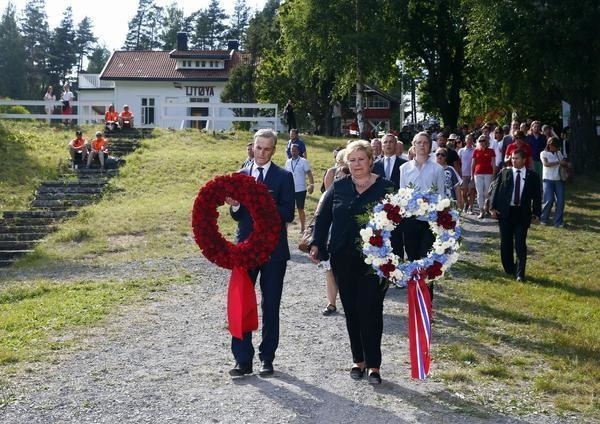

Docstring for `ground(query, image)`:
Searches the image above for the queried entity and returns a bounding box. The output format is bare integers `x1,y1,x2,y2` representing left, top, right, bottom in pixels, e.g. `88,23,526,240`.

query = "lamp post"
395,59,404,128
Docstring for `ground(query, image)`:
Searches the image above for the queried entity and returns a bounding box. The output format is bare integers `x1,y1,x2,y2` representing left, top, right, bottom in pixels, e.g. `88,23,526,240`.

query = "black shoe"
259,360,274,376
516,276,525,282
368,371,382,385
350,366,365,380
229,362,253,377
322,304,337,316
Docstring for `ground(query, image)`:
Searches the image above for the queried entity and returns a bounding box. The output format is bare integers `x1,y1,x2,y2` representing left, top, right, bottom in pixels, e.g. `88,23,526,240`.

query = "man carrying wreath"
225,128,295,377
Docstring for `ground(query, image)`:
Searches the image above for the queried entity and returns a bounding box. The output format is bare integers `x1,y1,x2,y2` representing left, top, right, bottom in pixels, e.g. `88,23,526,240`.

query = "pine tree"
123,0,164,50
86,46,111,73
159,3,188,50
19,0,51,98
47,7,77,85
191,0,228,50
74,17,97,74
226,0,250,48
0,4,27,98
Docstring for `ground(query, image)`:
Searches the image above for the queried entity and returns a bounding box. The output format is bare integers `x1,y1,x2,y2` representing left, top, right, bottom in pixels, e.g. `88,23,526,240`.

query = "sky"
2,0,268,51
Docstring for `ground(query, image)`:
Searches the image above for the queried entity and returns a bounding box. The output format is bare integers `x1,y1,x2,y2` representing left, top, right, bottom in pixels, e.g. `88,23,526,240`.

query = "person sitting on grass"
118,105,134,128
105,104,120,133
68,130,89,168
87,131,108,170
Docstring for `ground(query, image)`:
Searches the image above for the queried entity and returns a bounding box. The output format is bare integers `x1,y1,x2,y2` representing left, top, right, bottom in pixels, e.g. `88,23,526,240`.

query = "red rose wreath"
192,173,281,339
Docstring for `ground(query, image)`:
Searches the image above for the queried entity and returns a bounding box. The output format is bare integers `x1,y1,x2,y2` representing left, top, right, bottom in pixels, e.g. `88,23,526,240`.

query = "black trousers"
331,246,388,369
402,218,435,299
498,207,530,279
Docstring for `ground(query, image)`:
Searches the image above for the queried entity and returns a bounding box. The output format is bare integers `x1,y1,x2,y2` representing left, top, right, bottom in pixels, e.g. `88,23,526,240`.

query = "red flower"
192,173,281,271
379,260,396,278
426,261,443,280
437,210,456,230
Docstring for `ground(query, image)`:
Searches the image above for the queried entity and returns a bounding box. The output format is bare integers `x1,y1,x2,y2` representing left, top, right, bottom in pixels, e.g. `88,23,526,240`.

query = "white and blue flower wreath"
360,187,461,287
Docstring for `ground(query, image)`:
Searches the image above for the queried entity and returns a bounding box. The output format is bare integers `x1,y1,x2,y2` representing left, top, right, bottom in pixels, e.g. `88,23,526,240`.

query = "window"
141,97,155,125
367,95,389,109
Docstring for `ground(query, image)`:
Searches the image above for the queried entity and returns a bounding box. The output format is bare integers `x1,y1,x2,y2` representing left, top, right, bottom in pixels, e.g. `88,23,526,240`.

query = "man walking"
490,150,542,281
285,144,314,233
225,128,295,377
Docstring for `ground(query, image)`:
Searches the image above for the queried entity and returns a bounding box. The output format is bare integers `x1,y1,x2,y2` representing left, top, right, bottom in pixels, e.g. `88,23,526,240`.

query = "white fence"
0,100,281,132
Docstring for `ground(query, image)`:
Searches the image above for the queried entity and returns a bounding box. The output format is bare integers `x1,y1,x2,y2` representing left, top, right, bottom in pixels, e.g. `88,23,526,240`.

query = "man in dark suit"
373,133,407,260
225,128,295,377
490,149,542,281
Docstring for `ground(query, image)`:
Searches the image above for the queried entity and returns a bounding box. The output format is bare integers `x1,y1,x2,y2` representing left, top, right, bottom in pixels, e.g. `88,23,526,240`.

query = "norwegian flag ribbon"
407,270,432,379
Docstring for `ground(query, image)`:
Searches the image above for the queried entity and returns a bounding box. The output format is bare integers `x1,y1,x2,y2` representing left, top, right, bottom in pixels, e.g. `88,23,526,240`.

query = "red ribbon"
407,270,432,379
227,266,259,339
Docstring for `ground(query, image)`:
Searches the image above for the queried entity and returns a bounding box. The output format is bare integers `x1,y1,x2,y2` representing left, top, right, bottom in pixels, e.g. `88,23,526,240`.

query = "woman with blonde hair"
310,140,394,385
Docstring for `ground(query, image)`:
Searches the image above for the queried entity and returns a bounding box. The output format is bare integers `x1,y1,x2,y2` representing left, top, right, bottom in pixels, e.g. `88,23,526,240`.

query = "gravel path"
0,217,571,423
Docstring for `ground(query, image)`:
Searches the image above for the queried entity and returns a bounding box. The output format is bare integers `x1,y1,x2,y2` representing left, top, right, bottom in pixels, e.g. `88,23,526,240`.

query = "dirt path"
0,217,569,423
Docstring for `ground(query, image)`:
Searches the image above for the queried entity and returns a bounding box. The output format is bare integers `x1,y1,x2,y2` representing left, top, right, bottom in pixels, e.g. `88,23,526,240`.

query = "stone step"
1,216,64,226
41,180,107,188
36,186,104,195
30,199,95,208
0,249,34,259
2,210,77,219
0,240,40,250
75,168,118,177
0,224,57,234
0,258,16,268
34,192,102,201
0,232,48,241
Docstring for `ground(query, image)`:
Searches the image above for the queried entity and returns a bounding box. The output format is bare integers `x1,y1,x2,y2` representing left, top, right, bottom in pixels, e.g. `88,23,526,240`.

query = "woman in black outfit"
309,140,394,385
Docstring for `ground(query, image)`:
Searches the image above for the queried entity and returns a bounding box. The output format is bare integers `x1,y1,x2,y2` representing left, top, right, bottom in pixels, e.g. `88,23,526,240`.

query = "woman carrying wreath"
309,140,394,385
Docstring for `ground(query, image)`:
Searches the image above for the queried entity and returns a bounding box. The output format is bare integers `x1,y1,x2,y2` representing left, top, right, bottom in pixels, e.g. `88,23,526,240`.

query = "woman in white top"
43,86,55,122
540,137,568,227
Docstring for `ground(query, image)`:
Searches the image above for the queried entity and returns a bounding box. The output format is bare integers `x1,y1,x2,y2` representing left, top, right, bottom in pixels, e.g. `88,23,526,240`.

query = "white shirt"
399,158,446,196
540,150,563,181
62,90,74,102
285,156,311,192
250,161,272,181
511,167,526,206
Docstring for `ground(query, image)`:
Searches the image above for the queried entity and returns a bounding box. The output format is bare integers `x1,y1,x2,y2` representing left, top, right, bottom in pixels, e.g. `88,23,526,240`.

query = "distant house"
77,33,244,129
344,85,403,137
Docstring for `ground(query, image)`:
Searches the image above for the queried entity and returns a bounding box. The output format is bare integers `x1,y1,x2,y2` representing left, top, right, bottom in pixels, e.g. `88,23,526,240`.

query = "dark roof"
168,49,230,59
364,84,401,103
100,50,240,82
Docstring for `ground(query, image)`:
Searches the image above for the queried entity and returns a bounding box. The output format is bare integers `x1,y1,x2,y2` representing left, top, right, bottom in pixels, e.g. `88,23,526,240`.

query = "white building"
78,34,244,130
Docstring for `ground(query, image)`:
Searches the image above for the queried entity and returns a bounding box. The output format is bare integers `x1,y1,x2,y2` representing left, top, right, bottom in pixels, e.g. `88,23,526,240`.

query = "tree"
19,0,51,98
465,0,600,172
0,3,27,98
123,0,164,50
389,0,468,130
86,45,111,73
74,17,97,74
259,0,397,134
47,7,77,85
191,0,228,50
226,0,250,48
158,3,188,50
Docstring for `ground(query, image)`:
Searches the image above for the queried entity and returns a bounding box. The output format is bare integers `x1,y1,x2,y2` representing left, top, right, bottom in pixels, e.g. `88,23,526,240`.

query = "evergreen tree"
74,17,97,74
191,0,228,50
86,46,111,73
0,3,27,98
159,3,191,50
123,0,164,50
47,7,77,85
19,0,51,98
226,0,250,48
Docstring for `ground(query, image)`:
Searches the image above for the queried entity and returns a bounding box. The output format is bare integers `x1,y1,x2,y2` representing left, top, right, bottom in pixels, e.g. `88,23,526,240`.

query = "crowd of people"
228,120,568,385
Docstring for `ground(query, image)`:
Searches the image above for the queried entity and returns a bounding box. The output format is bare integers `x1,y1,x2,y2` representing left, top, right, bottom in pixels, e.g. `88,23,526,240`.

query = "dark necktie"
514,169,521,206
257,167,264,183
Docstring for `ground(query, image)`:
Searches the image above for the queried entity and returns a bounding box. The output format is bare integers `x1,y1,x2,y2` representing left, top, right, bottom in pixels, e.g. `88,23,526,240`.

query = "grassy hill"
0,121,598,419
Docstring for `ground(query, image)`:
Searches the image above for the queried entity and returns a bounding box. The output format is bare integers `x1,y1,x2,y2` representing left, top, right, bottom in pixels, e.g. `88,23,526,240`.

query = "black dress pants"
498,206,530,279
331,246,388,369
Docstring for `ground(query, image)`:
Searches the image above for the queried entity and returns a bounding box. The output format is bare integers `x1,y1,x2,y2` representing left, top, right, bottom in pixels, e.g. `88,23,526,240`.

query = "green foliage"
86,46,111,73
123,0,164,50
0,4,26,99
190,0,229,50
0,121,75,211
